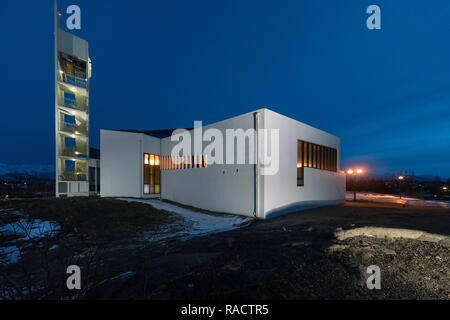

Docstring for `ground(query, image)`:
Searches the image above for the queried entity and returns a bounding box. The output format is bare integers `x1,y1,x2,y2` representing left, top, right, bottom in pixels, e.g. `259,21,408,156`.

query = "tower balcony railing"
58,172,88,182
58,157,88,182
57,133,88,159
59,148,88,159
57,83,88,112
58,117,87,136
58,70,87,89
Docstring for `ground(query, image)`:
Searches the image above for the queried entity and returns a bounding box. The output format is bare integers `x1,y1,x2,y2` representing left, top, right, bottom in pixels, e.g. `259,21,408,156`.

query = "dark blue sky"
1,0,449,177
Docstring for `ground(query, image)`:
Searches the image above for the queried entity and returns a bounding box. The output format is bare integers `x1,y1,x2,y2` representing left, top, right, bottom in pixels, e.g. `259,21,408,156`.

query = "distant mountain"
0,163,55,180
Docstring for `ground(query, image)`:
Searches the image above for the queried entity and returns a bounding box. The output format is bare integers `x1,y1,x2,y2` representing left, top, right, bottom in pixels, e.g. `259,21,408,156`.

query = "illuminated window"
297,140,338,186
160,155,206,170
297,141,304,186
303,142,307,168
143,153,160,194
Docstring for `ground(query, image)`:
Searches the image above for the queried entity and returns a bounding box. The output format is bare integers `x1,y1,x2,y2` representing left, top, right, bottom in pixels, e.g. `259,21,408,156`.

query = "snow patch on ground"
118,198,252,241
0,219,59,240
346,192,450,208
0,215,60,265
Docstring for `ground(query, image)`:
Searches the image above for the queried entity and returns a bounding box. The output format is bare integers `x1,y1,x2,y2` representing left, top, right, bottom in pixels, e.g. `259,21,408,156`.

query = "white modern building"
100,109,346,219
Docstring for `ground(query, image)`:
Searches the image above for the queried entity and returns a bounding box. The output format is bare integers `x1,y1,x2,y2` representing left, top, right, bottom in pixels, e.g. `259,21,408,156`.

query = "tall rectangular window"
312,144,316,168
317,145,321,169
143,153,160,194
308,143,312,168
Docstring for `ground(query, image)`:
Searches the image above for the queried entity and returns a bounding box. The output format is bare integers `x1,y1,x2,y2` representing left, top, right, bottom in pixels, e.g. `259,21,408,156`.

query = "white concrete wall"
100,130,142,197
261,109,346,219
160,110,258,216
100,130,162,198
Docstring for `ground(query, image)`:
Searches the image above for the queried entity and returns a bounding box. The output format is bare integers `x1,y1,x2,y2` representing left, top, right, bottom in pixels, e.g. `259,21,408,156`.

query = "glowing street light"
347,168,364,175
397,175,406,199
346,168,365,201
443,186,448,191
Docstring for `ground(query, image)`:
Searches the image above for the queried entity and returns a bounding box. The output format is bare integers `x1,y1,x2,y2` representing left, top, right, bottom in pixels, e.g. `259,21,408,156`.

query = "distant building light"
347,169,354,175
356,169,363,174
398,176,404,180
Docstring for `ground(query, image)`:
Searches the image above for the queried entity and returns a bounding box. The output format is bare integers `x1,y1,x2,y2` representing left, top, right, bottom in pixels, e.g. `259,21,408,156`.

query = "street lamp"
397,175,405,198
347,168,364,201
443,186,448,191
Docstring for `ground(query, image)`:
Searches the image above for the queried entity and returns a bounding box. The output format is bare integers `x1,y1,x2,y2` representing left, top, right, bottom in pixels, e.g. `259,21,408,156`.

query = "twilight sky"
1,0,449,177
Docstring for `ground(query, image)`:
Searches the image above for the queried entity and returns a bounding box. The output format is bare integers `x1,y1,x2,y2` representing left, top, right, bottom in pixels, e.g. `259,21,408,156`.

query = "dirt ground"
1,198,449,300
89,200,450,300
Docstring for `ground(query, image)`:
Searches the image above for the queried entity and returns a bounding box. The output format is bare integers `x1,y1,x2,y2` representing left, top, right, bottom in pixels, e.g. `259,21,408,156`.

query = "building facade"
100,109,346,219
54,2,93,197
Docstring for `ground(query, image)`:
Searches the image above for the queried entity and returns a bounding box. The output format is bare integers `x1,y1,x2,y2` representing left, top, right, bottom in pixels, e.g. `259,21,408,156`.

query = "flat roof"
107,128,193,139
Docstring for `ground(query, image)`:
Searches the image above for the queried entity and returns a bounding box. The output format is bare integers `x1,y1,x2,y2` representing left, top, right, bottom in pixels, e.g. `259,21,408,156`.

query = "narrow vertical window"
322,146,326,170
297,140,304,186
143,154,150,194
329,150,331,171
312,145,316,168
303,141,307,168
308,143,312,168
150,155,155,194
155,155,160,194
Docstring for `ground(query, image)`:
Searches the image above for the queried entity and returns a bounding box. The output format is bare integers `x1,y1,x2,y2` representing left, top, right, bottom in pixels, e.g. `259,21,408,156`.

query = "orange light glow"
443,186,448,190
398,175,404,180
347,170,354,175
356,169,363,174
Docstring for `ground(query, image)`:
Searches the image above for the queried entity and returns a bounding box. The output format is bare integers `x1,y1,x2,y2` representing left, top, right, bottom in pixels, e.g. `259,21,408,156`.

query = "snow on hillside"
0,209,60,264
346,192,450,208
118,198,252,241
0,163,54,179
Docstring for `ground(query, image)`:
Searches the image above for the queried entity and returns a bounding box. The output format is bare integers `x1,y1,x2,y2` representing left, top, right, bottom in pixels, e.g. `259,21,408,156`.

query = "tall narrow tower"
54,1,92,197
